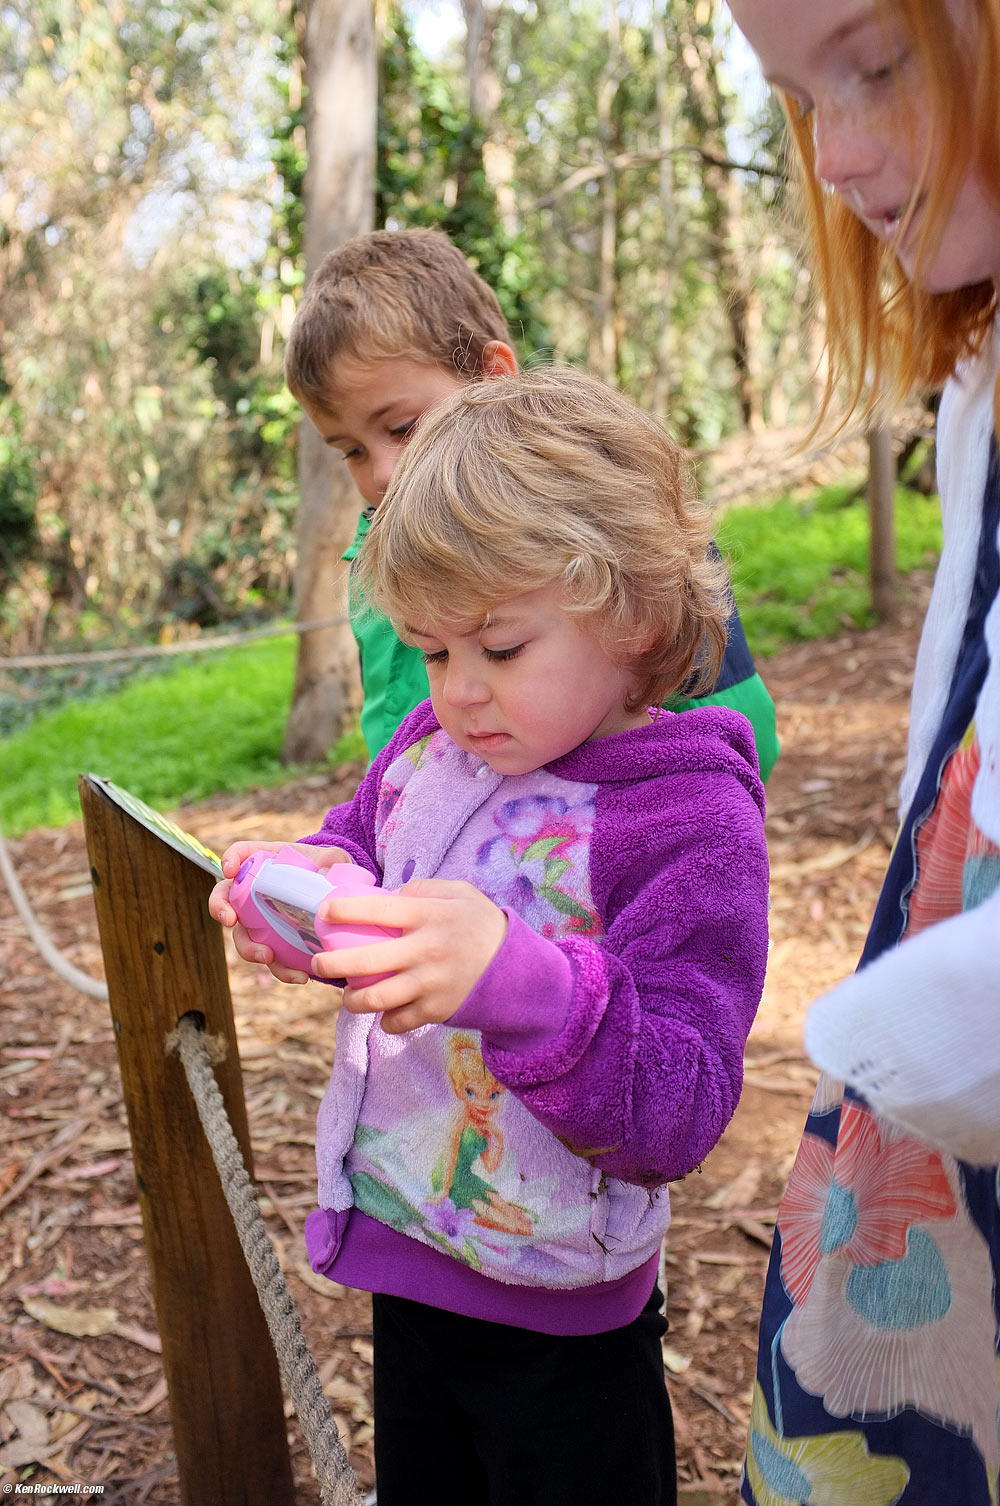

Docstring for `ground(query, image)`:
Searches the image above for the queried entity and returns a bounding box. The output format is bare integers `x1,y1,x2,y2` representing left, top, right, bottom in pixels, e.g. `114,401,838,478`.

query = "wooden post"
79,776,296,1506
867,420,897,621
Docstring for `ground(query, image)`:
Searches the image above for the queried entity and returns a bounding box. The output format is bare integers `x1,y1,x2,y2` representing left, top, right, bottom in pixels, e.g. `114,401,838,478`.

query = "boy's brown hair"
284,228,512,413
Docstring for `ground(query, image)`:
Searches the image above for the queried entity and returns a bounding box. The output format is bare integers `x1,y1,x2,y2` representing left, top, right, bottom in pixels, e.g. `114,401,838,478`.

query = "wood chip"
20,1295,118,1337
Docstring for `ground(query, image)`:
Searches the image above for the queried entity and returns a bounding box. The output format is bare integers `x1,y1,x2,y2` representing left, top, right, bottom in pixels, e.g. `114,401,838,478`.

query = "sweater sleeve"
804,885,1000,1164
452,767,769,1187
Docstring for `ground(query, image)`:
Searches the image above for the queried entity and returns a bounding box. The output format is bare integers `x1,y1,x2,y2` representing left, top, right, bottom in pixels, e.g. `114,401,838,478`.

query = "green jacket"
345,509,779,781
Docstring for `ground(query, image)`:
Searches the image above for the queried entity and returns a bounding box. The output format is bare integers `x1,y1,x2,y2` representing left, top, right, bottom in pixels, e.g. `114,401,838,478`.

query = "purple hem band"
304,1206,659,1336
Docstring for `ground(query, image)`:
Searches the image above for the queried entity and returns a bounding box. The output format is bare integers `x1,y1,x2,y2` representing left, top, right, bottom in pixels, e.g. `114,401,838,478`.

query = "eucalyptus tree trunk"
282,0,375,765
460,0,518,234
868,421,898,621
676,9,762,432
651,4,677,421
591,2,623,385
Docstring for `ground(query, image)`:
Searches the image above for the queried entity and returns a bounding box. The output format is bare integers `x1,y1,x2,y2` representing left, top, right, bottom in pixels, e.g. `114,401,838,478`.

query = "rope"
1,614,349,670
0,819,109,1000
170,1015,364,1506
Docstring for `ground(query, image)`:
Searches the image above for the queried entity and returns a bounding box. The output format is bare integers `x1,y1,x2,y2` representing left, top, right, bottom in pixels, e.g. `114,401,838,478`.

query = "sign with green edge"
86,775,222,877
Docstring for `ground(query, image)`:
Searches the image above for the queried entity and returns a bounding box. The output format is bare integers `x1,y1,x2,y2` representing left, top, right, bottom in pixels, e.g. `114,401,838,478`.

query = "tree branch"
526,143,785,213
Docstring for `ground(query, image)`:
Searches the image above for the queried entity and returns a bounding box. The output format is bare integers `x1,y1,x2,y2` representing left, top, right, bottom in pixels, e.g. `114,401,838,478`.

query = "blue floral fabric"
742,451,1000,1506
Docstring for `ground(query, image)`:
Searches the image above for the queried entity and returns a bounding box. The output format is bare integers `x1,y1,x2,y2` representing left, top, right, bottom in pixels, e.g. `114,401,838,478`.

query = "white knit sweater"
805,324,1000,1163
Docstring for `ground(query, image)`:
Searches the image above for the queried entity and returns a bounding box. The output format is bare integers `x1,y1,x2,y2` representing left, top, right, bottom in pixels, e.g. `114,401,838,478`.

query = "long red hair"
782,0,1000,428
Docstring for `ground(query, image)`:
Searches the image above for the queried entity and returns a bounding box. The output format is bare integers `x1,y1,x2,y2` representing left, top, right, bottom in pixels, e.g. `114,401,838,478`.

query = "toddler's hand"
209,840,353,984
311,878,508,1032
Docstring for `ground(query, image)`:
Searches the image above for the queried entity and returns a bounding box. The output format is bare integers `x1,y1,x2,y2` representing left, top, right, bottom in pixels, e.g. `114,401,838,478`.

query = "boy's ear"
480,341,518,378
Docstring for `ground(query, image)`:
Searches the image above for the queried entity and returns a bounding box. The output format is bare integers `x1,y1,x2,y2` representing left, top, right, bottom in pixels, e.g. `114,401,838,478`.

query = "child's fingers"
209,877,235,925
219,839,284,877
317,878,495,932
219,840,353,879
311,935,415,987
337,957,472,1030
375,1002,435,1036
287,842,356,871
230,924,309,983
231,924,273,966
316,890,424,930
340,976,442,1033
269,962,311,985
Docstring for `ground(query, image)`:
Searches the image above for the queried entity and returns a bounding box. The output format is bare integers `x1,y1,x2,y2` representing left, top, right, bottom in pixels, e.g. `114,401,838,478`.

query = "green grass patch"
717,480,942,657
1,479,943,838
1,636,365,839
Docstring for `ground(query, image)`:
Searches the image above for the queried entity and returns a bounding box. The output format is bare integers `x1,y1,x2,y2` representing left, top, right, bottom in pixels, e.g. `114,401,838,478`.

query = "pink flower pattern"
778,1102,956,1305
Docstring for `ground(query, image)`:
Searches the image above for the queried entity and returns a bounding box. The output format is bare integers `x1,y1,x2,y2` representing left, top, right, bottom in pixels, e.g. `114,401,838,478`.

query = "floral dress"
743,453,1000,1506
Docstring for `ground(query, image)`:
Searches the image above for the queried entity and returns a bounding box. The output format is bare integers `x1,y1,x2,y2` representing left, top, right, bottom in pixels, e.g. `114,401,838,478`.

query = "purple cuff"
305,1205,350,1269
450,908,573,1050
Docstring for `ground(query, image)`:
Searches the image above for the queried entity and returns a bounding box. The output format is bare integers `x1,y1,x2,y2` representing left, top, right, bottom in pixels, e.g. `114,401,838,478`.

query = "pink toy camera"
229,845,400,984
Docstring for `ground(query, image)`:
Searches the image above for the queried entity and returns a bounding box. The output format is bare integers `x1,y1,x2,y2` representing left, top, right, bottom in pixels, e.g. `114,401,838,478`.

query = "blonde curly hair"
356,366,730,711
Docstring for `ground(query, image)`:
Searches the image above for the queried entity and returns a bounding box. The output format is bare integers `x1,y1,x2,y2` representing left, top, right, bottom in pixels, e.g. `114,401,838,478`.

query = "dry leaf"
112,1320,162,1353
18,1275,90,1299
22,1437,88,1483
3,1398,50,1445
0,1361,33,1408
49,1391,98,1442
294,1260,346,1299
131,1375,169,1415
661,1344,692,1375
715,1265,744,1296
20,1295,117,1337
330,1412,352,1453
324,1375,372,1423
48,1156,122,1184
703,1165,761,1212
0,1439,61,1468
734,1216,774,1249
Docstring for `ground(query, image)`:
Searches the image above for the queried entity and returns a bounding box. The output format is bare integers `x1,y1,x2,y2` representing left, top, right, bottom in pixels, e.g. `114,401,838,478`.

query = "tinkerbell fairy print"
436,1034,534,1237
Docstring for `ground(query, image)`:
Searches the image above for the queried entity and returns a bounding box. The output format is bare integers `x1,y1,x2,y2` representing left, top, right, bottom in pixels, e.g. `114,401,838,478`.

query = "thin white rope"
0,820,109,999
2,614,348,670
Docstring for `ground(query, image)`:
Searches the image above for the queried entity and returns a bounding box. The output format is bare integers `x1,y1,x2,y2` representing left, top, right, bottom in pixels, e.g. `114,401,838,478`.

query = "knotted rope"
169,1014,364,1506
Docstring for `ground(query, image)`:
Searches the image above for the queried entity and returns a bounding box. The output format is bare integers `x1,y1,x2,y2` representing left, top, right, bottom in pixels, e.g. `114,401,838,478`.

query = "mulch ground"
0,573,932,1504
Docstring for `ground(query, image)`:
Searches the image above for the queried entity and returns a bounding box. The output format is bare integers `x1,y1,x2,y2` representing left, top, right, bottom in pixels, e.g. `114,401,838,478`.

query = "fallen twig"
0,1115,98,1217
46,1398,162,1435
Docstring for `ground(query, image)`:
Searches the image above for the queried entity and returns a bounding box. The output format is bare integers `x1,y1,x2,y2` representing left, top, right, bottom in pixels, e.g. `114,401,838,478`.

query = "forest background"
2,3,802,666
2,0,922,771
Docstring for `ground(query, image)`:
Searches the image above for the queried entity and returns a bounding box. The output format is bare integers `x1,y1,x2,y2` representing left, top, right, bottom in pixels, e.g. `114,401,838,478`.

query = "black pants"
371,1286,677,1506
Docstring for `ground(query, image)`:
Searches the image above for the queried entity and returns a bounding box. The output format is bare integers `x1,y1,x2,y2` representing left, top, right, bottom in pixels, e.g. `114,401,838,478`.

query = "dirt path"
0,578,931,1502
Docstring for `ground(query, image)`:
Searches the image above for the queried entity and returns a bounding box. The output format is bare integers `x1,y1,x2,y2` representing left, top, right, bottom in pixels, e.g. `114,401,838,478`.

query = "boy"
283,226,779,777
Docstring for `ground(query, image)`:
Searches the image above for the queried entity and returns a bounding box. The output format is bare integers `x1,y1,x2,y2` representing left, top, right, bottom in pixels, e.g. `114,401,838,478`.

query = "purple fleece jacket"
301,700,768,1333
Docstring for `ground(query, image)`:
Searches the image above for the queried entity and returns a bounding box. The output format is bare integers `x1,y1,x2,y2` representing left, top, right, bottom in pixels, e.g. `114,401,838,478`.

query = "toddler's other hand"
311,878,508,1032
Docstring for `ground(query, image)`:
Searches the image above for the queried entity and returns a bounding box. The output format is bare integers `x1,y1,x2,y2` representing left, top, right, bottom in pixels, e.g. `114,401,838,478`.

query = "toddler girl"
212,366,769,1506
